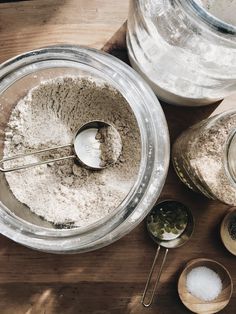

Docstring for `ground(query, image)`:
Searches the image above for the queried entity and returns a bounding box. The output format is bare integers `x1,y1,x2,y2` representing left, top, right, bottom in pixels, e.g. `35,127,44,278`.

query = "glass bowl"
0,45,169,253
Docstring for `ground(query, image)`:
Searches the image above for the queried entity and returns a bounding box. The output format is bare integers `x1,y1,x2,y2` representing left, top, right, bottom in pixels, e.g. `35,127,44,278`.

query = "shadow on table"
0,282,191,314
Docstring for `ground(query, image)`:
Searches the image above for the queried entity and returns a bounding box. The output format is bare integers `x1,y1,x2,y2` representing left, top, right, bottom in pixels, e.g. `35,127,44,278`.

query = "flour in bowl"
3,77,141,227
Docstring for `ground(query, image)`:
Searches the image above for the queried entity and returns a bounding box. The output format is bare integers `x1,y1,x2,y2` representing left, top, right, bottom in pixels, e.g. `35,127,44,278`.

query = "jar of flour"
127,0,236,106
172,110,236,205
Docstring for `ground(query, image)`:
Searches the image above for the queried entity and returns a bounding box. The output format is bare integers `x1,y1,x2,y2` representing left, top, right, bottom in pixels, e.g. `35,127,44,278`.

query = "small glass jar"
172,110,236,205
127,0,236,106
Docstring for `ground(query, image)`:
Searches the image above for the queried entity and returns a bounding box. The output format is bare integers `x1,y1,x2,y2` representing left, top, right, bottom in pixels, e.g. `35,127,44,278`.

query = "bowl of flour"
0,46,169,253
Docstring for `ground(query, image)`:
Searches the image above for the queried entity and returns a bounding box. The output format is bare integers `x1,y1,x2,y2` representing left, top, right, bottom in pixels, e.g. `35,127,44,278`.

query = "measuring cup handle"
141,245,169,307
0,144,75,172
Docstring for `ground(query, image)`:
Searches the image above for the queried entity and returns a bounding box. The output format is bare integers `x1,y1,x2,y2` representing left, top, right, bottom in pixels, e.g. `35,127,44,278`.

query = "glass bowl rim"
0,45,170,252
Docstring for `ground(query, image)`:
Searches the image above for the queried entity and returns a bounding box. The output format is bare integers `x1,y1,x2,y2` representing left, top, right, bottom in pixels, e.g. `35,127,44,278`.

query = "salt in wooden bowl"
178,258,233,314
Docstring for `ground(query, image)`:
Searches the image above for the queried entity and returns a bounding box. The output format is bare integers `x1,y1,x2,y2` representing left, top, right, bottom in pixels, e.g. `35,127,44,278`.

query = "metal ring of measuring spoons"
141,200,194,307
0,120,122,172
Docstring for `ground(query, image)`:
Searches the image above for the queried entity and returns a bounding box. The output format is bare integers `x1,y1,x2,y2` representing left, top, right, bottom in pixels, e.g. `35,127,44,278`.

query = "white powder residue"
3,77,141,228
197,0,236,26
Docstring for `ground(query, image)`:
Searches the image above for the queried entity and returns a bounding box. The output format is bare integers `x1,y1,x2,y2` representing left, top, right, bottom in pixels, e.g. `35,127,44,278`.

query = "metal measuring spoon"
0,121,122,172
141,200,194,307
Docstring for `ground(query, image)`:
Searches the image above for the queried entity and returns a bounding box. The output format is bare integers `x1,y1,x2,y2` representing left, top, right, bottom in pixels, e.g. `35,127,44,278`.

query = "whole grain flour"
4,77,141,227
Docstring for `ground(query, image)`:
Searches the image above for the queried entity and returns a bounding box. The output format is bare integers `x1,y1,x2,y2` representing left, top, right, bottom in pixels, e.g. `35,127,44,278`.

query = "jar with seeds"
172,110,236,205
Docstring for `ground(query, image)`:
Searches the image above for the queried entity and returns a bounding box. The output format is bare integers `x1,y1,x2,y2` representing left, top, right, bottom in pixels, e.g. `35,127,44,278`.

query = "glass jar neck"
176,0,236,36
227,130,236,182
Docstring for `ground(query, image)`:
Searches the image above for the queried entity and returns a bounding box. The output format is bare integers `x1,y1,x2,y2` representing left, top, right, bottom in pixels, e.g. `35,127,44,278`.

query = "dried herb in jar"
228,215,236,240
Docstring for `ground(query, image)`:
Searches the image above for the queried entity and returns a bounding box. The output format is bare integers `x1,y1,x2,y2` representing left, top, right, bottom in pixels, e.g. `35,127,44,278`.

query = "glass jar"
172,110,236,205
127,0,236,106
0,45,169,253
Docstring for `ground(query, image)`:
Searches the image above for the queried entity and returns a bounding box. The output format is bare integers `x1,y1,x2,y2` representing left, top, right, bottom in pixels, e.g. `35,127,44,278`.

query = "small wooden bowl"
178,258,233,314
221,207,236,255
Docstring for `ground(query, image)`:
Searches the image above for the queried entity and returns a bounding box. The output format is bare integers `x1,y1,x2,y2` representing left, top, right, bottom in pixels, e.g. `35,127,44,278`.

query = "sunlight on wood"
26,289,55,314
0,0,129,62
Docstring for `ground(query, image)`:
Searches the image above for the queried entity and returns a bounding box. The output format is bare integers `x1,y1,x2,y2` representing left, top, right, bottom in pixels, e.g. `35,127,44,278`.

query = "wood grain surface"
0,1,236,314
0,0,128,63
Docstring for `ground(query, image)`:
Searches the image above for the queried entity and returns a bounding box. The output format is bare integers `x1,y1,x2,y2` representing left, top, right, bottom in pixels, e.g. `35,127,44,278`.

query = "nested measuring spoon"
0,120,122,172
142,200,194,307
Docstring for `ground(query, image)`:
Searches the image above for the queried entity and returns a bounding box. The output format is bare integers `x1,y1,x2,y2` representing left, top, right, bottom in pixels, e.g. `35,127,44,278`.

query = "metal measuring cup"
0,120,122,172
142,200,194,307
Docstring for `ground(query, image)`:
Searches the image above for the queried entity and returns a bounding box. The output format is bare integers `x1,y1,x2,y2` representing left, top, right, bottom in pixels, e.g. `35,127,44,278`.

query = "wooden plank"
0,0,129,62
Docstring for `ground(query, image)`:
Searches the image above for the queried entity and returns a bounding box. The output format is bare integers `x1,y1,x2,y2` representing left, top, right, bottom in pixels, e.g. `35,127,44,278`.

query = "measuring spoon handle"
141,245,169,307
0,144,75,172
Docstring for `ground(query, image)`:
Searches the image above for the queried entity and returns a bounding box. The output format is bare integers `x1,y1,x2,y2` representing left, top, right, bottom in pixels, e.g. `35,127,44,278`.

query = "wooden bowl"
178,258,233,314
220,207,236,255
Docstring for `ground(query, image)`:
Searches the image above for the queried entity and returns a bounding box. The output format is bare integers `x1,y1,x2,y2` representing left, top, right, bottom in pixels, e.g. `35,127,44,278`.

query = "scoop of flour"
96,125,122,167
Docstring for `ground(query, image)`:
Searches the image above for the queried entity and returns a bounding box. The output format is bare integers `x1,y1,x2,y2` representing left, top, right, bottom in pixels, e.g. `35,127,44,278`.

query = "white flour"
4,77,141,227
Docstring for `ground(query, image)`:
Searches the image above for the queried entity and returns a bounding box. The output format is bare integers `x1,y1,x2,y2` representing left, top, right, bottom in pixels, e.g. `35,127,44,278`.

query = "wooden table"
0,1,235,313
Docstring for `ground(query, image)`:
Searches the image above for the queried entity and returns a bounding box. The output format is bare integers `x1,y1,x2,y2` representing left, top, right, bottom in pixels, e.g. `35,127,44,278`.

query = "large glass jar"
127,0,236,106
0,45,169,253
172,110,236,205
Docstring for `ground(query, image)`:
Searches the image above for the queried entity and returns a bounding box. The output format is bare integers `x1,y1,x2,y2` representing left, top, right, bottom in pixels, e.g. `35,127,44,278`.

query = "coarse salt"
186,266,222,302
